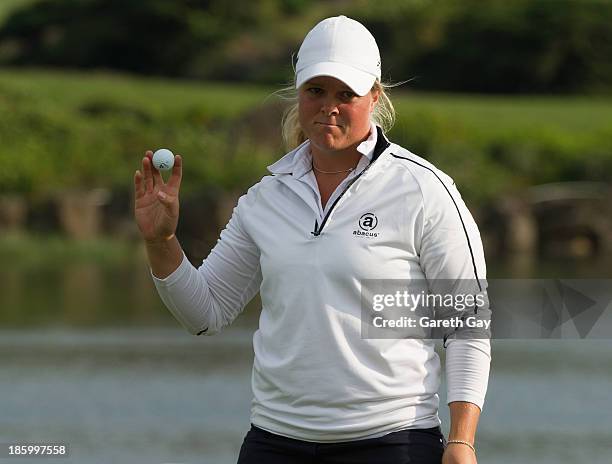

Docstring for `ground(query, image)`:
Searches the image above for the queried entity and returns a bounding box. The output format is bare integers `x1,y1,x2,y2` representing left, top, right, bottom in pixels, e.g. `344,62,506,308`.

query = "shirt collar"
267,122,379,177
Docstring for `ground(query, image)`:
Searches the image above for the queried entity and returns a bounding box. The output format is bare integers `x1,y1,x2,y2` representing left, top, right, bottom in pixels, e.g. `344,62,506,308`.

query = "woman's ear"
370,89,380,112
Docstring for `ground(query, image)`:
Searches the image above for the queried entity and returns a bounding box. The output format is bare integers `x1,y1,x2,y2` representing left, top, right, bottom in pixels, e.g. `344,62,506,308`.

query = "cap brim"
296,61,377,96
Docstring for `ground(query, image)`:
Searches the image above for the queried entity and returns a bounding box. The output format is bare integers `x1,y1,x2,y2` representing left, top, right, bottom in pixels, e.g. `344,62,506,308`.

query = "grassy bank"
1,68,611,203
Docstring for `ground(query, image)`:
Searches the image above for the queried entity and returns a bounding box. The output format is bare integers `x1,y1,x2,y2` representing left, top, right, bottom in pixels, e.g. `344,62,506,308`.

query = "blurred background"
1,0,611,463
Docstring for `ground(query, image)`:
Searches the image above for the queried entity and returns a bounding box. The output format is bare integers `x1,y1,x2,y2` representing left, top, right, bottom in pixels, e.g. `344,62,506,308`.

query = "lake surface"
2,328,612,464
1,249,612,463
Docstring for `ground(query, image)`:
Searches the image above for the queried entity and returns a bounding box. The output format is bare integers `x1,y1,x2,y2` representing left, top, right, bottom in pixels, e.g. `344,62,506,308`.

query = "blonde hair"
277,80,398,151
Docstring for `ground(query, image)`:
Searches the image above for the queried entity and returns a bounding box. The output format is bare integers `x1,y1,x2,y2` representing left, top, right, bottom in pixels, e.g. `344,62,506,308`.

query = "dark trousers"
237,424,446,464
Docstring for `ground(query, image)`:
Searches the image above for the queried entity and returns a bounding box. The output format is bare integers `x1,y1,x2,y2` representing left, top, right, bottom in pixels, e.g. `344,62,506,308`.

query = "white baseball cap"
295,15,381,96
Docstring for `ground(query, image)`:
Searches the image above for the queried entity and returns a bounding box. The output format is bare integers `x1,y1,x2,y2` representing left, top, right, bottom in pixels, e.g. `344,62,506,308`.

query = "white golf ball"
152,148,175,171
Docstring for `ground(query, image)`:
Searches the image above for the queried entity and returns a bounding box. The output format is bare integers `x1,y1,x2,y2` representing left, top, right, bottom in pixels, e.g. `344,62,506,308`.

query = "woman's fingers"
142,155,154,193
151,160,164,187
167,154,182,190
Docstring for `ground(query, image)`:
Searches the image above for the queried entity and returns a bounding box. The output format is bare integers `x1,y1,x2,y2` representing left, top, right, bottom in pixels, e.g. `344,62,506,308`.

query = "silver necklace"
312,161,355,175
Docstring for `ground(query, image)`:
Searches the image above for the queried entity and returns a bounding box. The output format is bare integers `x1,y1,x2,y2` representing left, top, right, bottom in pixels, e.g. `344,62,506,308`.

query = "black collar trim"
371,126,391,162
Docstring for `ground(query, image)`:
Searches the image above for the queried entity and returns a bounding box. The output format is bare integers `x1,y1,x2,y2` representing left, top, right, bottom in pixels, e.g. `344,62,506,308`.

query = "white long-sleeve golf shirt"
151,125,491,442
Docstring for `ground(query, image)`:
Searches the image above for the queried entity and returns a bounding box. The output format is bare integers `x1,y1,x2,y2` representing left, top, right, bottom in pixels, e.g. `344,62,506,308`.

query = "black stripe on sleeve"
391,154,486,348
391,154,482,290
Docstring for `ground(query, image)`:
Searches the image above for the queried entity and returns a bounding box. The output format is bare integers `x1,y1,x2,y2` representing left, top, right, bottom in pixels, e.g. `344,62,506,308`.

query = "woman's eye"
307,87,322,94
341,91,356,100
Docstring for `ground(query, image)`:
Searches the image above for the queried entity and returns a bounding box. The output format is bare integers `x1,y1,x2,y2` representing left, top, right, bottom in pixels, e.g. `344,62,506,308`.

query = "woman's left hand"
442,443,477,464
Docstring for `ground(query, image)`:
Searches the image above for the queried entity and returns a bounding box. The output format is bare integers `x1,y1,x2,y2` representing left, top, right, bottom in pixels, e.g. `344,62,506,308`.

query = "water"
1,329,254,464
2,252,612,463
2,328,611,463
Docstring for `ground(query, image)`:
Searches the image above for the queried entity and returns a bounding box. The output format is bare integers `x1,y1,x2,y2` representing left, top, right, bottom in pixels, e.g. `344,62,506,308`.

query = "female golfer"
134,15,490,464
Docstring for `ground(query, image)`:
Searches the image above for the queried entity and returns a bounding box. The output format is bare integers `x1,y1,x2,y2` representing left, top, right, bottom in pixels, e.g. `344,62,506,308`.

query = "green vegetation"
2,0,612,93
0,68,277,196
0,0,35,24
0,68,611,204
390,92,612,200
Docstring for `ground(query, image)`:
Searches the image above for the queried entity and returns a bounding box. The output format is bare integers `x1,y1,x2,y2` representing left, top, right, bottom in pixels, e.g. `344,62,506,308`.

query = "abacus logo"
354,213,379,238
359,213,378,231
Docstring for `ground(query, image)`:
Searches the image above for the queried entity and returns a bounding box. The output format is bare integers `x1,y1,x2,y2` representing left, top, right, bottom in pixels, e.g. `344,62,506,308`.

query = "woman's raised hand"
134,150,182,244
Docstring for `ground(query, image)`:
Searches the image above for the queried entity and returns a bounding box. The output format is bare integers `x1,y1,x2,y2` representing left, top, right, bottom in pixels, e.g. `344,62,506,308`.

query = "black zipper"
311,166,370,236
311,127,391,237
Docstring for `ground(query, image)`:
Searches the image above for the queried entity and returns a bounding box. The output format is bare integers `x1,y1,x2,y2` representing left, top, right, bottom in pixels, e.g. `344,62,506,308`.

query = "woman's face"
298,76,379,155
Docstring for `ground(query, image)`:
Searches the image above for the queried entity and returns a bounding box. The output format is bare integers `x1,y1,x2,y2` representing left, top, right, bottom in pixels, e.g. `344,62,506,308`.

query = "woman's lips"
316,122,341,127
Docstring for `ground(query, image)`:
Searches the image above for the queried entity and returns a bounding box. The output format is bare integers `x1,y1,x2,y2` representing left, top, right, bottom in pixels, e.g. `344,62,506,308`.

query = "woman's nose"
321,98,339,116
